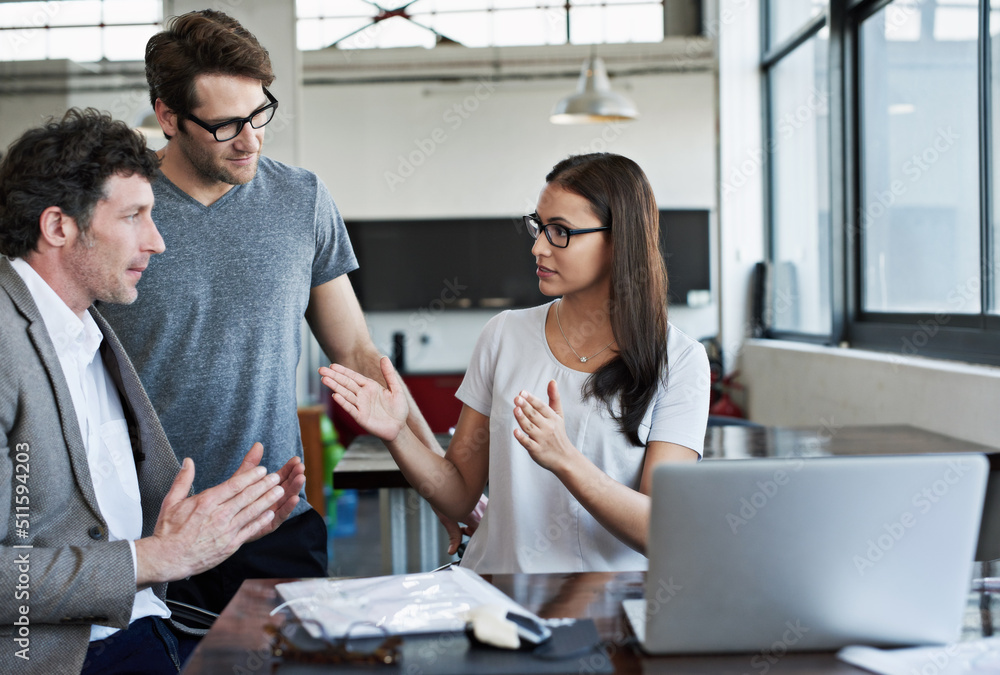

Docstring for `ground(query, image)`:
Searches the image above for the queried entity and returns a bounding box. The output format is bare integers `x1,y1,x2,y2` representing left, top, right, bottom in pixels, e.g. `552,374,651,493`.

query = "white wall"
0,90,66,150
0,60,85,152
303,72,715,218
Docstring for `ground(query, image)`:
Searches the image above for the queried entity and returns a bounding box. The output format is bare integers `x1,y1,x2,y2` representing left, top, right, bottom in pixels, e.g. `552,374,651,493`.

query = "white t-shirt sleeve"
646,328,711,456
455,311,508,416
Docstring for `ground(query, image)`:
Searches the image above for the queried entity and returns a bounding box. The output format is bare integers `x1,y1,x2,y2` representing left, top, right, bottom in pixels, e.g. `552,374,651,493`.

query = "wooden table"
181,570,1000,674
338,426,997,478
335,425,1000,573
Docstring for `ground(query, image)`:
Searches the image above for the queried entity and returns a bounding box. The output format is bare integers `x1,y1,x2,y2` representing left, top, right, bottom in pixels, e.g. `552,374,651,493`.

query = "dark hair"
0,108,159,259
145,10,274,140
546,153,668,446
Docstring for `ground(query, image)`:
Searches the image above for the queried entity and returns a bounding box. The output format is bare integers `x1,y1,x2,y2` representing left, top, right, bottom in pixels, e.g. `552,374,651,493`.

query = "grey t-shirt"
99,156,357,516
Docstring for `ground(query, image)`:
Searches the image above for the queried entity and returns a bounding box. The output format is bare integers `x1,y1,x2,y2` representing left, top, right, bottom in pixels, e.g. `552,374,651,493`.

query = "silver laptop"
623,454,989,654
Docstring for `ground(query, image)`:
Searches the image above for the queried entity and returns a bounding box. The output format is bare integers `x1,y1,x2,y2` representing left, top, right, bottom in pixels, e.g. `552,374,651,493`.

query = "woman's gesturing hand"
320,356,408,442
512,380,577,473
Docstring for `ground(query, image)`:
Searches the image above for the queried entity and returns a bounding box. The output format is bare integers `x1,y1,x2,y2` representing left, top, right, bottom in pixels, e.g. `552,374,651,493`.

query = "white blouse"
456,301,710,574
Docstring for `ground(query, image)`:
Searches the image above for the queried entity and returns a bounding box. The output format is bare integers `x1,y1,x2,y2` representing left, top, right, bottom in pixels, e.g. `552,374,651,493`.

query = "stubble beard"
177,127,259,187
67,233,139,307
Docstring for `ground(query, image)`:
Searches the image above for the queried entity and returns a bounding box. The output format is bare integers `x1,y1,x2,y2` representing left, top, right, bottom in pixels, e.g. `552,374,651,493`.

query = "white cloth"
10,258,170,640
456,301,710,574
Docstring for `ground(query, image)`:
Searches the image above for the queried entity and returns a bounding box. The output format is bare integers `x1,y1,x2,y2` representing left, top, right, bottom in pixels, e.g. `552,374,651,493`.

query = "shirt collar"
9,257,104,365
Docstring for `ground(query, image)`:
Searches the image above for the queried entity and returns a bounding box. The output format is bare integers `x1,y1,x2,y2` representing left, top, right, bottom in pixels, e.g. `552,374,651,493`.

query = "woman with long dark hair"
321,153,709,573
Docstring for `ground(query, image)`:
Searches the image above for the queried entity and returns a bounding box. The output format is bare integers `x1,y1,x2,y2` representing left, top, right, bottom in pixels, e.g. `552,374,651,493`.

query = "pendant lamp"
550,56,639,124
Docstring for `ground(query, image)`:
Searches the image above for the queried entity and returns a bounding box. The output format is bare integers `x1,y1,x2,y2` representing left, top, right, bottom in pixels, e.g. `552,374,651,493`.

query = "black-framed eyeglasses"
523,213,610,248
185,88,279,142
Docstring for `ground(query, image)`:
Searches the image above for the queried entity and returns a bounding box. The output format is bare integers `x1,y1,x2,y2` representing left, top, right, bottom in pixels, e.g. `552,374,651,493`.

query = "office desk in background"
701,423,996,458
333,432,454,574
335,425,1000,573
181,571,1000,674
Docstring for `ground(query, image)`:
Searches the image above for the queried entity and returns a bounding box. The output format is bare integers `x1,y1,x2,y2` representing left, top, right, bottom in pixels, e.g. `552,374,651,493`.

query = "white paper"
837,638,1000,675
274,566,542,639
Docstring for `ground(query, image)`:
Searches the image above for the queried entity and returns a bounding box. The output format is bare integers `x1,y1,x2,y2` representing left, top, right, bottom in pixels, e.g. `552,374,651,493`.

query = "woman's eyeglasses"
523,213,610,248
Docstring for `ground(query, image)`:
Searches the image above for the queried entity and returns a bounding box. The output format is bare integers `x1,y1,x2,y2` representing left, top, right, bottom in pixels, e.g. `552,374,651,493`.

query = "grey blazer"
0,258,180,674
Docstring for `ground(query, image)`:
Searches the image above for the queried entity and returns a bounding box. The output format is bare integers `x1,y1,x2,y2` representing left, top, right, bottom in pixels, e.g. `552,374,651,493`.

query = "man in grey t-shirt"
99,10,469,614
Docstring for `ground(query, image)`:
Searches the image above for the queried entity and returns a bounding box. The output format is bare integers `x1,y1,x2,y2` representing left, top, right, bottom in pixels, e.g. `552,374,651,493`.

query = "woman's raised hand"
513,380,577,473
319,357,408,442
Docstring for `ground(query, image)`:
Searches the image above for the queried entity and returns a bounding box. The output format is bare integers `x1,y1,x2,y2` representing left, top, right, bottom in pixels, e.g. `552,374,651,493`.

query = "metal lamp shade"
550,56,639,124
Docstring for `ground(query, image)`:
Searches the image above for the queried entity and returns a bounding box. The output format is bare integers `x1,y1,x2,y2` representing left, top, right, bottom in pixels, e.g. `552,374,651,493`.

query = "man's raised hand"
135,446,286,586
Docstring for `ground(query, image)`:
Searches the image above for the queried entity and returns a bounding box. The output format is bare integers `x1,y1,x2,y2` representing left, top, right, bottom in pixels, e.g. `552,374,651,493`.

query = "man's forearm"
400,381,444,454
134,536,170,587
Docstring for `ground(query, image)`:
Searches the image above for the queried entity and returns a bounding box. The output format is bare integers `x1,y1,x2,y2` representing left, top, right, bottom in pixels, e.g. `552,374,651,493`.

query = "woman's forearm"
385,426,483,520
550,452,651,554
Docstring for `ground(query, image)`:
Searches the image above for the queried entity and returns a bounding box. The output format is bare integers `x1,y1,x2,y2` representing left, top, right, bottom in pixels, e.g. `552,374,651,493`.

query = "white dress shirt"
10,258,170,641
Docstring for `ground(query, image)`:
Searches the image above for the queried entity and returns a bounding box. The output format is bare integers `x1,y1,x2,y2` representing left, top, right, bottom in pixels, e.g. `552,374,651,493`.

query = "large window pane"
569,5,663,44
0,0,159,61
103,24,157,61
768,0,828,49
490,9,567,47
297,16,371,50
296,0,374,19
769,34,830,334
48,26,101,61
49,1,101,26
103,0,160,25
860,0,979,314
0,2,52,29
416,10,491,47
296,1,661,50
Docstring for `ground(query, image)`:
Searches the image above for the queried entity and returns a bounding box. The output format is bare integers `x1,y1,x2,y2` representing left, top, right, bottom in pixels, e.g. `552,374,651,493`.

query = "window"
296,0,666,51
859,1,979,315
762,2,830,336
0,1,160,62
766,32,830,334
769,0,828,47
764,0,1000,364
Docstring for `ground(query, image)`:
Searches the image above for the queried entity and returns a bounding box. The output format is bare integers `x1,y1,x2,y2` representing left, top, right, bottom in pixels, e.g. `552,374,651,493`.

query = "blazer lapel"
0,259,105,521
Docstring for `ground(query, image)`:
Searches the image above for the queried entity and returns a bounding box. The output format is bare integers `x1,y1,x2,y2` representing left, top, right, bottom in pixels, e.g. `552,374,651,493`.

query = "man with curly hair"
0,108,304,674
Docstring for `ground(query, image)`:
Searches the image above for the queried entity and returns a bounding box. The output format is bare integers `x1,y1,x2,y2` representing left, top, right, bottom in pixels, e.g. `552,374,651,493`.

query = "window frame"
0,0,161,63
763,0,1000,366
295,0,671,51
761,7,835,344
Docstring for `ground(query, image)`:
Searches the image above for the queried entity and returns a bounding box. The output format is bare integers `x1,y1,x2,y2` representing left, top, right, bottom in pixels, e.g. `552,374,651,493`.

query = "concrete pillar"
717,0,765,373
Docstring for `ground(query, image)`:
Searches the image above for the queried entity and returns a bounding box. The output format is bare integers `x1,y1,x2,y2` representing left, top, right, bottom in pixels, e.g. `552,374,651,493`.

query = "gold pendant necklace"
554,300,615,363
